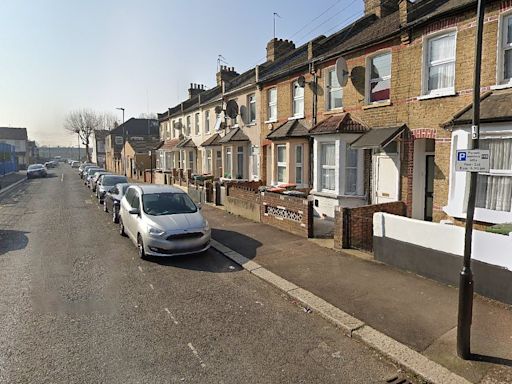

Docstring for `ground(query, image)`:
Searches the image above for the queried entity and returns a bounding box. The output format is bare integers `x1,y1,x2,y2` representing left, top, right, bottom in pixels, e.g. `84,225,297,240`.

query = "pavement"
0,165,413,383
0,171,26,193
202,205,512,384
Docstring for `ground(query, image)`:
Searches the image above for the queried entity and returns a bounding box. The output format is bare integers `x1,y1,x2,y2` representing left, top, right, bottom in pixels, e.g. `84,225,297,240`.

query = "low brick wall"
334,201,407,251
261,192,313,238
225,185,261,222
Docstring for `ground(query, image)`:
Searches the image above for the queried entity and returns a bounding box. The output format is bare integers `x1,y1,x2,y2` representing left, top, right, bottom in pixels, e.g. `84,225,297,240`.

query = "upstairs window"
186,116,191,136
292,81,304,118
194,113,200,135
499,14,512,85
205,110,210,134
327,68,343,109
424,32,456,95
367,52,391,103
267,87,277,121
248,94,256,123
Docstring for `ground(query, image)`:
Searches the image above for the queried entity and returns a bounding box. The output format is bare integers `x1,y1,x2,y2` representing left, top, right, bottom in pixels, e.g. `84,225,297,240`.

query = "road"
0,165,402,383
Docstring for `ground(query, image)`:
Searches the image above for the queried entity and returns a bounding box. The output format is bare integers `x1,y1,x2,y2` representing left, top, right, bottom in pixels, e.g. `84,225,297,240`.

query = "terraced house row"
152,0,512,226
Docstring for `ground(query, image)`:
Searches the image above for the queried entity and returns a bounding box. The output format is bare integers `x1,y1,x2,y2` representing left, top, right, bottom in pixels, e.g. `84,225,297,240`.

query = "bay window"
320,143,336,192
225,147,232,178
327,69,343,109
292,81,304,118
236,146,244,179
295,144,303,185
476,138,512,212
205,149,212,173
345,145,358,195
277,144,286,183
267,88,277,121
367,52,391,103
424,32,456,95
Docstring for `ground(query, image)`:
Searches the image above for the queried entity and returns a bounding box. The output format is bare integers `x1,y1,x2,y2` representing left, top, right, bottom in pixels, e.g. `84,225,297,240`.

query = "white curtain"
476,139,512,211
428,34,455,91
321,143,336,191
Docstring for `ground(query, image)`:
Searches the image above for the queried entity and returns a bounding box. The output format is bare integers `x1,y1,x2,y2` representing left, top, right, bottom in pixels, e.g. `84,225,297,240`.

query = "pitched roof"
127,138,162,154
444,89,512,127
218,127,250,144
350,125,406,149
201,133,222,147
158,138,181,151
176,138,197,148
309,114,368,135
0,127,28,140
267,119,310,140
110,118,159,137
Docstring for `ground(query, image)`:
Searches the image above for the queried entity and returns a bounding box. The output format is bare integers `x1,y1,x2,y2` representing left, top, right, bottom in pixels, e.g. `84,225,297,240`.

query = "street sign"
455,149,490,172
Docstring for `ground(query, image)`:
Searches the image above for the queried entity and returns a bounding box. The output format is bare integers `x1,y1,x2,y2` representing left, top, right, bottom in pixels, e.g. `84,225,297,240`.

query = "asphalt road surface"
0,165,403,383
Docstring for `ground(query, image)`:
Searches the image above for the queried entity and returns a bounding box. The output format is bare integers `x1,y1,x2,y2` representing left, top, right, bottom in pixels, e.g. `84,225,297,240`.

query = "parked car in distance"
44,161,56,169
118,185,210,259
79,164,95,178
97,175,128,203
89,171,110,192
27,164,48,179
71,161,79,168
84,167,102,186
103,182,130,223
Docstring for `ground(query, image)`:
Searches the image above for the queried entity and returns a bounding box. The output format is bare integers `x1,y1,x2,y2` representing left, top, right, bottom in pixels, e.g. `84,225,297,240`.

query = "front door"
374,154,400,204
424,155,435,221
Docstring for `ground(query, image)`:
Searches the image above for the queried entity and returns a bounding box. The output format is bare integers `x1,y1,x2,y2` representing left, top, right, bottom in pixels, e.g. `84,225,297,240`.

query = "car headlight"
203,220,210,232
148,226,165,236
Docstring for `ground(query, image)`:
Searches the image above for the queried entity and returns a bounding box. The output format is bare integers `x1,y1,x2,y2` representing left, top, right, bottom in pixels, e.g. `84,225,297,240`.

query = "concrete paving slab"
250,268,299,293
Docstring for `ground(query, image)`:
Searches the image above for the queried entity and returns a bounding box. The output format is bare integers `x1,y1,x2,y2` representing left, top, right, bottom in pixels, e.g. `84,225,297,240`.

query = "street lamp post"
116,107,126,176
75,129,80,161
457,0,486,360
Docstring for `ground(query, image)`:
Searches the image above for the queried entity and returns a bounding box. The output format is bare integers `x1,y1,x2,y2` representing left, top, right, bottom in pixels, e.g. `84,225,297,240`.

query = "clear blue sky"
0,0,363,146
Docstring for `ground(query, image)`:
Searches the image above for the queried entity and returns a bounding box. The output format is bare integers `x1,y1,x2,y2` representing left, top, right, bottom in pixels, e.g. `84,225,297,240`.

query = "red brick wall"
260,192,313,238
334,201,407,251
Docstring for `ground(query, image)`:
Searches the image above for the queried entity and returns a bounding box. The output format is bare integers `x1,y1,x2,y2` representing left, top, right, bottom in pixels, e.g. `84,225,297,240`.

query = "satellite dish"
214,105,223,115
297,75,306,88
226,100,239,119
335,57,349,87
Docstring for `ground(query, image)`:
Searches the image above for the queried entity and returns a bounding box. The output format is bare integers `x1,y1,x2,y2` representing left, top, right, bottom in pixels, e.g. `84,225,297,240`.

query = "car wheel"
119,218,126,237
137,234,146,259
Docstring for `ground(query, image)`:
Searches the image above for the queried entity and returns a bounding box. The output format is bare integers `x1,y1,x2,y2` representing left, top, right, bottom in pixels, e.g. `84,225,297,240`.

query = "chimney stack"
188,83,206,99
216,65,239,86
364,0,398,18
266,38,295,62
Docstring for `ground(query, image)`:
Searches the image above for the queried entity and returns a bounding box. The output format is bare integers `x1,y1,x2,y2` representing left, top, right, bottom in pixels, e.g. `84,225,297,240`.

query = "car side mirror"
129,208,140,215
196,203,202,210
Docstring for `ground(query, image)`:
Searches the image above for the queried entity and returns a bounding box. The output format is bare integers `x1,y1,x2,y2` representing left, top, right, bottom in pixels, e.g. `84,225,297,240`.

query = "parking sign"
455,149,490,172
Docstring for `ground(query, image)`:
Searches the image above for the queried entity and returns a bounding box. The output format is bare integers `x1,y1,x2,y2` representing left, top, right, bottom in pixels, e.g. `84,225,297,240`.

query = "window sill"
490,83,512,90
288,115,304,121
264,119,278,124
246,122,257,127
323,108,345,115
362,101,391,110
310,190,366,199
417,91,456,101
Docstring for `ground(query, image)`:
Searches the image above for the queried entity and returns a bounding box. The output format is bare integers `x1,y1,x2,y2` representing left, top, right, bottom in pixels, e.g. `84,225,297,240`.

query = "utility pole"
457,0,486,360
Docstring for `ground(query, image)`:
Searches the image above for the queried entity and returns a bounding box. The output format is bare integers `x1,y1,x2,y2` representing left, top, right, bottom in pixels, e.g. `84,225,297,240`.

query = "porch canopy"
128,139,163,154
175,138,197,150
267,118,310,140
309,113,368,135
442,89,512,127
350,125,406,150
201,133,222,147
159,138,180,151
218,127,250,144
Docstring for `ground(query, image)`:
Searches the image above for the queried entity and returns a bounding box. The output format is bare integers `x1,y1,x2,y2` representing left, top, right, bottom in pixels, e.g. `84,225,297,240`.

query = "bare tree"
100,112,119,131
64,109,101,163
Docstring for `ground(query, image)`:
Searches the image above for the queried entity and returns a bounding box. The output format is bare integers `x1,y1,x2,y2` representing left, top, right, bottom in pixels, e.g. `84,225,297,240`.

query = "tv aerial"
335,57,349,87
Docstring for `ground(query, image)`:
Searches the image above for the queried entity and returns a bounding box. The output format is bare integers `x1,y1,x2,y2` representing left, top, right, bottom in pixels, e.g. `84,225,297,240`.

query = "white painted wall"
374,212,512,271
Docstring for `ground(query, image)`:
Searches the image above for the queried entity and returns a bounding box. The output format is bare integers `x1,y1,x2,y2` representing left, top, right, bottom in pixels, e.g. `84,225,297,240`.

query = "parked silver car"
84,168,103,186
118,185,210,258
89,171,110,191
96,175,128,202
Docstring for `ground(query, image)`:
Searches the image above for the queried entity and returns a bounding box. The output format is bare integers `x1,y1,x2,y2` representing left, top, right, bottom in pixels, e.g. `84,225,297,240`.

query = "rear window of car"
28,164,44,170
103,176,127,186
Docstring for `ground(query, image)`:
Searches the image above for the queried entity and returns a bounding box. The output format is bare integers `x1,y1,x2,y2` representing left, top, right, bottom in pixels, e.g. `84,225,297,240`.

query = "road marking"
61,173,64,182
164,308,179,325
149,283,154,290
187,343,206,368
138,266,143,273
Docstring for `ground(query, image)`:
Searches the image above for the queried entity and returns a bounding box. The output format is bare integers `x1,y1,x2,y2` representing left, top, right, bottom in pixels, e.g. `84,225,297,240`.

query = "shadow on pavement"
472,353,512,367
0,229,29,255
211,228,262,259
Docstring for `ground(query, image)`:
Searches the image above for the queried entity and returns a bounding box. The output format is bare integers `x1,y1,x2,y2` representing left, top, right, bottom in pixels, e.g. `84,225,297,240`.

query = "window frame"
365,51,392,104
276,144,287,184
267,87,277,122
344,144,359,195
326,67,343,110
497,12,512,86
225,147,232,178
291,81,305,118
421,30,457,97
320,142,336,193
204,110,210,134
186,116,191,136
295,144,304,185
194,112,200,135
247,94,256,124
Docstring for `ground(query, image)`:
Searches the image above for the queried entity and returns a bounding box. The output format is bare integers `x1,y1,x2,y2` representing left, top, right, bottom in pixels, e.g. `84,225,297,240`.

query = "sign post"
457,0,486,360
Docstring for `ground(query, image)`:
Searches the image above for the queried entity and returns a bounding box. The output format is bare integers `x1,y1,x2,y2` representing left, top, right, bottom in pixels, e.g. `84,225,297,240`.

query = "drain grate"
385,375,415,384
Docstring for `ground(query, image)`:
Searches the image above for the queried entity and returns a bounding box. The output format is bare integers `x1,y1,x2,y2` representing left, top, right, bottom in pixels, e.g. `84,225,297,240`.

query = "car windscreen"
120,184,130,195
88,168,101,175
142,193,198,216
28,165,44,170
102,176,127,186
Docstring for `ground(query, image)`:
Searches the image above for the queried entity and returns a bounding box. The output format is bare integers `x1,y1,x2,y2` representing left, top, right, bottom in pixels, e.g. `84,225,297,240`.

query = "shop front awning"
218,127,250,144
350,125,406,150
